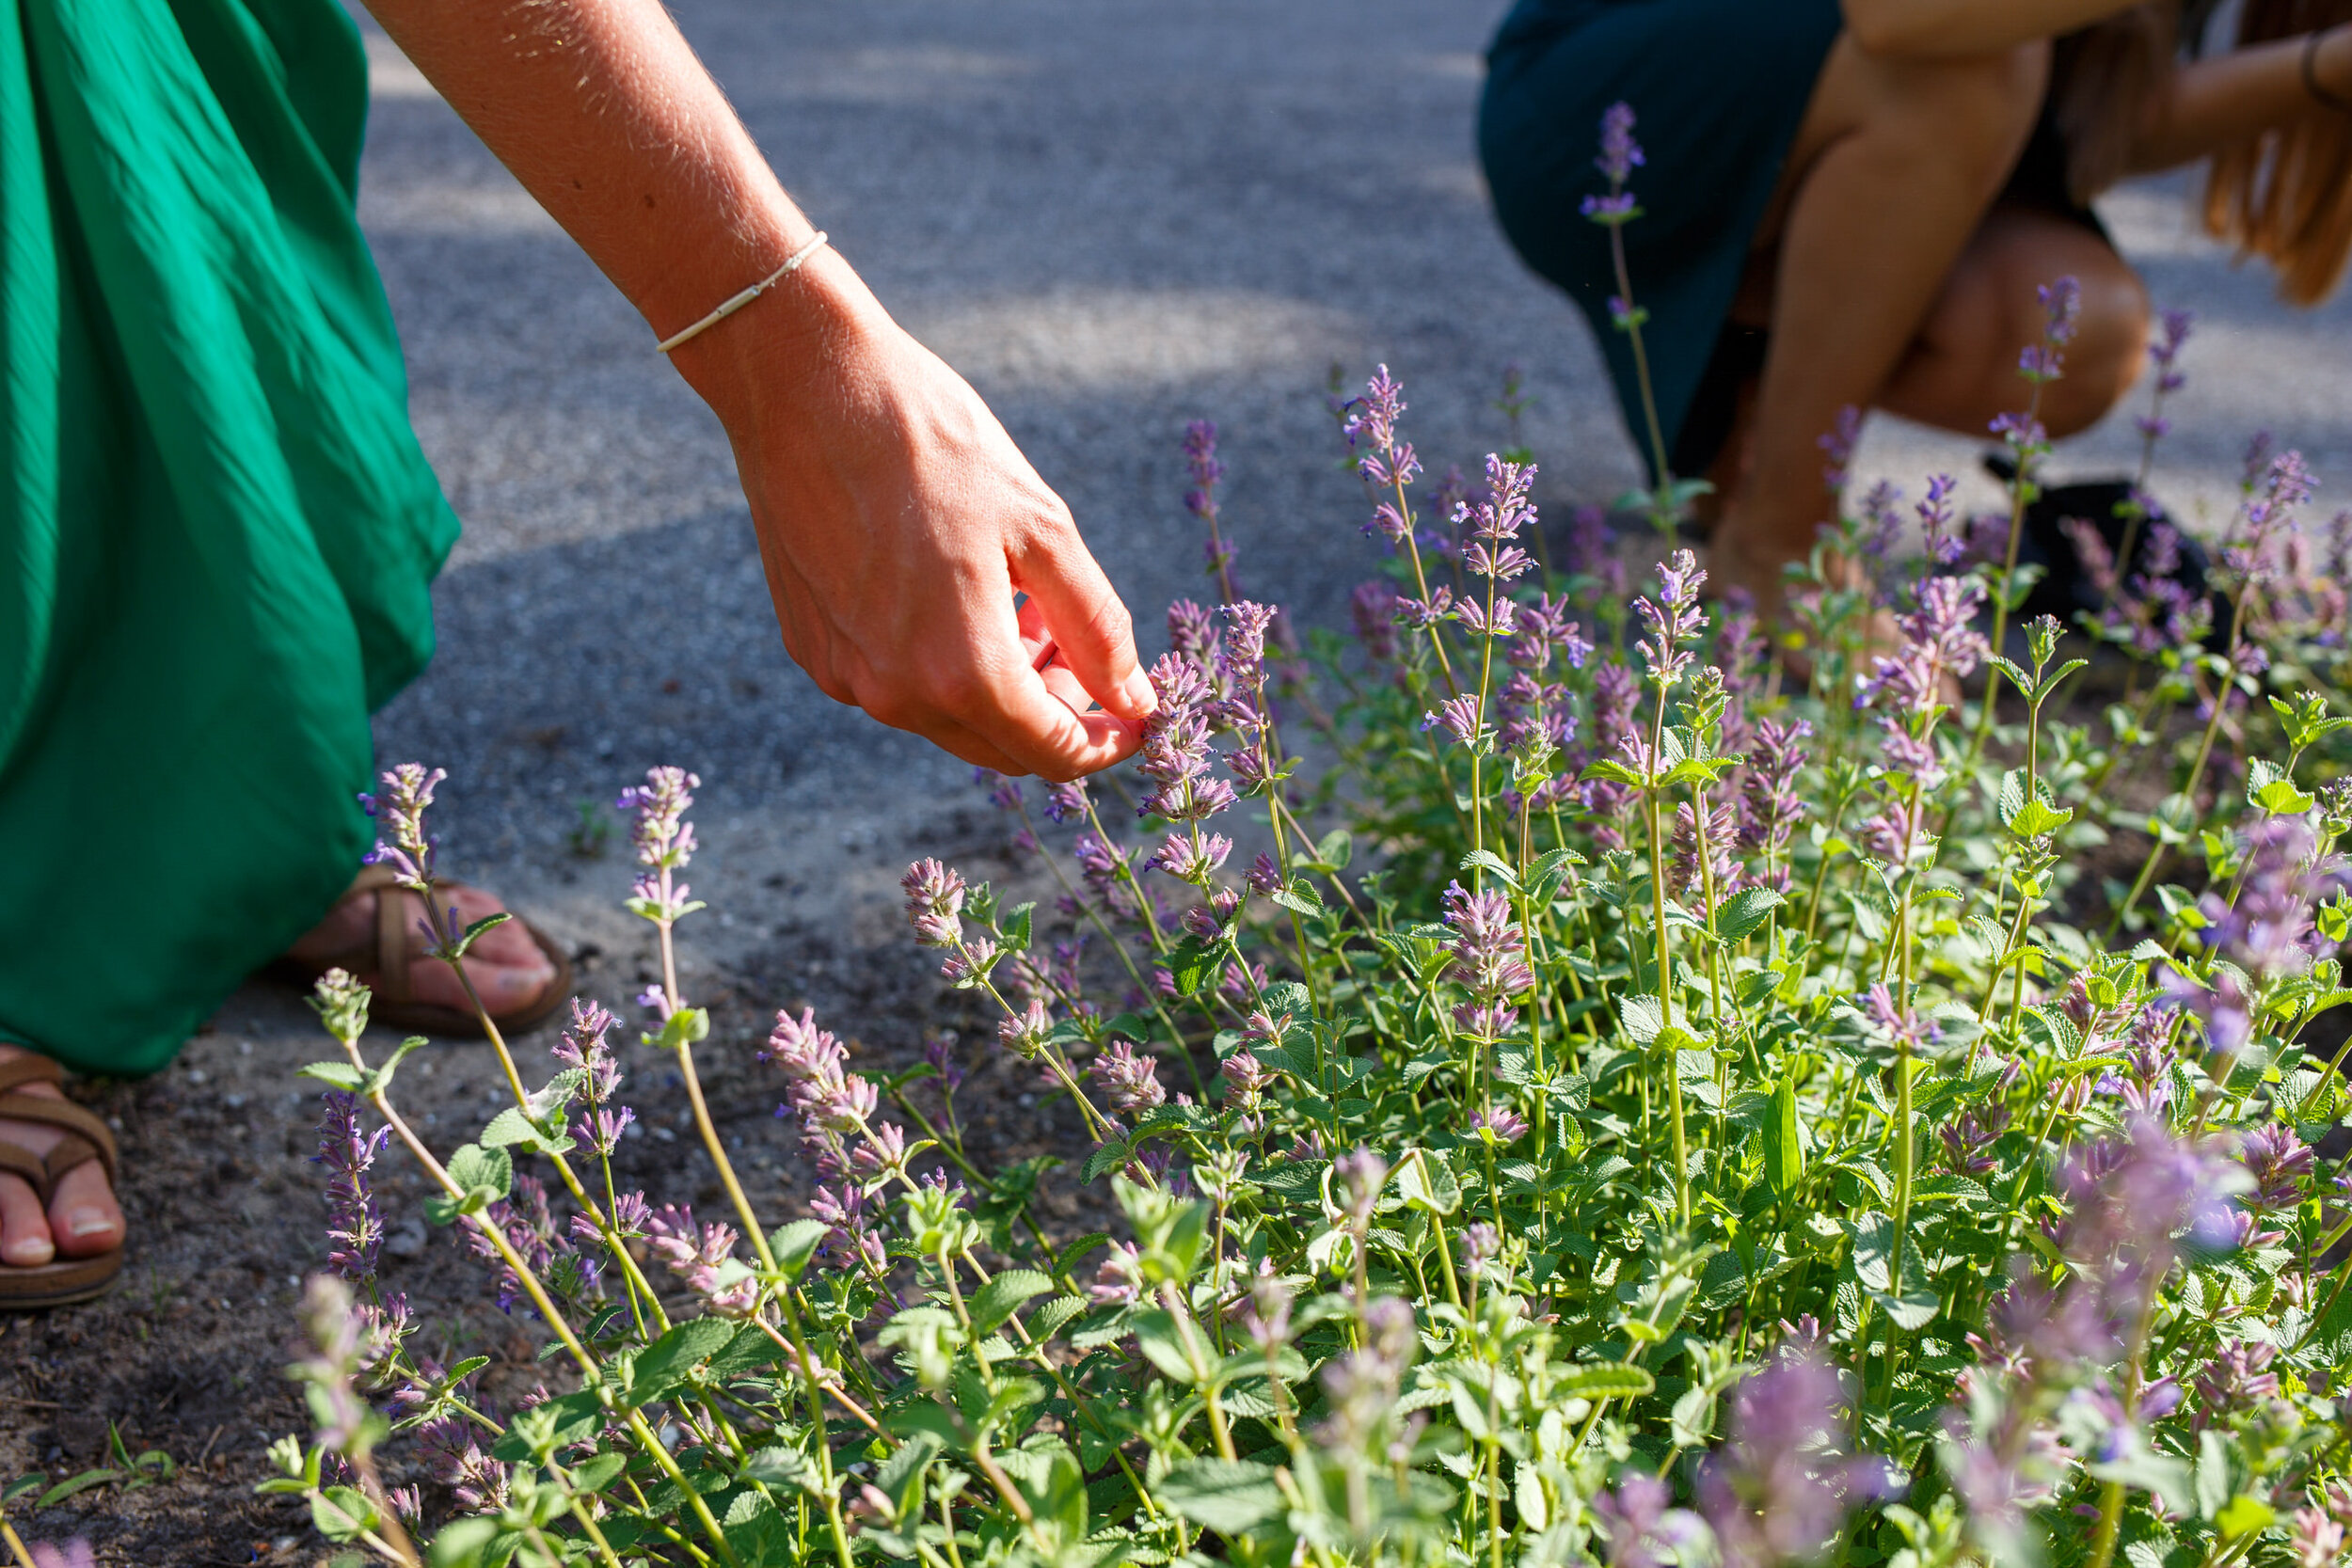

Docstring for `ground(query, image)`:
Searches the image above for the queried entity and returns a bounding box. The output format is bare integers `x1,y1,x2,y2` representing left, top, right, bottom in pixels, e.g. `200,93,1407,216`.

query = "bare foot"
0,1045,124,1269
285,881,559,1019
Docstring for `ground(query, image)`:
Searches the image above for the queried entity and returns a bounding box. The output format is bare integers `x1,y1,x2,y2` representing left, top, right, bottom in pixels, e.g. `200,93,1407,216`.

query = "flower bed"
257,127,2352,1568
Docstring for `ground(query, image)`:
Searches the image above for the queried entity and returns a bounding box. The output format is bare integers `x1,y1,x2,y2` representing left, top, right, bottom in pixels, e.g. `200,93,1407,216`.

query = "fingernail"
1122,670,1157,716
67,1210,115,1238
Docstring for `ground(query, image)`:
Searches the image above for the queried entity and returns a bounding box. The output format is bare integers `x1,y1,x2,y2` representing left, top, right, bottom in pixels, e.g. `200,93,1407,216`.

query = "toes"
0,1171,56,1267
46,1160,121,1259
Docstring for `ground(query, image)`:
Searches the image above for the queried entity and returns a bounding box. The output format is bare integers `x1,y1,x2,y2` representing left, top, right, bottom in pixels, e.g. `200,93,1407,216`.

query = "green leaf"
310,1485,379,1542
2215,1494,2276,1539
1271,882,1326,918
626,1317,740,1407
36,1469,119,1508
1159,1458,1287,1537
490,1390,605,1461
768,1218,830,1279
443,1144,512,1212
968,1269,1054,1335
876,1430,946,1513
1168,936,1219,998
1557,1364,1654,1399
1390,1147,1462,1216
1764,1075,1804,1196
743,1445,826,1497
2255,778,2316,815
1874,1286,1940,1331
363,1037,429,1097
1029,1295,1090,1340
2010,797,2073,838
425,1517,504,1568
2087,1449,2192,1503
1055,1232,1111,1276
479,1106,574,1156
1458,849,1518,887
1715,886,1785,943
1314,828,1353,870
564,1453,629,1497
1619,996,1664,1045
1082,1138,1132,1183
297,1062,366,1091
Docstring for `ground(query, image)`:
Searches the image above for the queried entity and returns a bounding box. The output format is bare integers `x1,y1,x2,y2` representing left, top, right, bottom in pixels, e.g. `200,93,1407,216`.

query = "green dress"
0,0,455,1075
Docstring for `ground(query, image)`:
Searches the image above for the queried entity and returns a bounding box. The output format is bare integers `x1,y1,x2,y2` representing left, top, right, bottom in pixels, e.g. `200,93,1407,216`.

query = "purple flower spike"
1595,1473,1704,1568
1697,1351,1895,1567
901,859,967,948
1089,1038,1166,1115
359,764,447,893
1346,366,1422,498
1632,549,1708,689
1819,405,1863,495
313,1092,392,1282
1595,101,1644,185
1467,1105,1529,1146
1441,880,1534,1015
1182,420,1223,524
617,767,700,923
1422,693,1483,749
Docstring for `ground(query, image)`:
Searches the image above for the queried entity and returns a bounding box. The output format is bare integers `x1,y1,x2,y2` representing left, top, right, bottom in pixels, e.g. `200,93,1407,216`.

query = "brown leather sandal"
0,1054,122,1310
275,864,576,1039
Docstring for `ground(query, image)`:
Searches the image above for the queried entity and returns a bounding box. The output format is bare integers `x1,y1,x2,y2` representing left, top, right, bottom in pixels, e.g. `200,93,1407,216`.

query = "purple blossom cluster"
617,766,699,925
1137,653,1239,824
1345,365,1420,542
553,998,634,1155
358,763,445,892
1632,549,1707,691
1440,880,1533,1038
763,1007,898,1272
1734,718,1810,888
313,1092,391,1282
1695,1351,1894,1567
1947,1118,2237,1527
644,1204,755,1317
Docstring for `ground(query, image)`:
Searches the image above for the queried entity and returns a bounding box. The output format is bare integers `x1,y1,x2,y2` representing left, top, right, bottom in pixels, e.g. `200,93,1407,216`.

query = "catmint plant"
262,207,2352,1568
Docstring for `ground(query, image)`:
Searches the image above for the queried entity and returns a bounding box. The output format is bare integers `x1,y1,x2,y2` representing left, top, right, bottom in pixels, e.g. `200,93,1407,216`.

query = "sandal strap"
307,864,469,1006
0,1055,64,1097
0,1139,51,1204
40,1132,100,1192
0,1092,115,1182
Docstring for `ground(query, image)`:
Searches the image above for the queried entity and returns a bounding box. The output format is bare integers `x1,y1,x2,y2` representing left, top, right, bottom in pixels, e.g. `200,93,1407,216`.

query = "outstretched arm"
2126,28,2352,172
359,0,1154,779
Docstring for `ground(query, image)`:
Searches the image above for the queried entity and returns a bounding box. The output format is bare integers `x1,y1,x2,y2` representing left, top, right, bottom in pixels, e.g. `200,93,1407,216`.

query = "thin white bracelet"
654,230,830,354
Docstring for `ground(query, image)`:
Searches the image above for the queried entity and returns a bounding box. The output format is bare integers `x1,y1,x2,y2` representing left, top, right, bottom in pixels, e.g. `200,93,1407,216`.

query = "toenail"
66,1211,115,1238
5,1238,55,1264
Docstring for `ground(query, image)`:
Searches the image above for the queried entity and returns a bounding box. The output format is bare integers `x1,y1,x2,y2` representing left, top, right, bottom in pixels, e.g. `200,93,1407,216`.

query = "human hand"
678,272,1154,779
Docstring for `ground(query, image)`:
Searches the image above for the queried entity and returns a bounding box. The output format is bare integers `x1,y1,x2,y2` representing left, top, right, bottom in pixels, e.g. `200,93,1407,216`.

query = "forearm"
2126,31,2352,172
1839,0,2141,58
357,0,879,413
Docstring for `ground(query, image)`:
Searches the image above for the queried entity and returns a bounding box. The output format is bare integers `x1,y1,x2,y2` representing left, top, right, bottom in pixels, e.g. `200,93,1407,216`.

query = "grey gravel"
332,0,2352,980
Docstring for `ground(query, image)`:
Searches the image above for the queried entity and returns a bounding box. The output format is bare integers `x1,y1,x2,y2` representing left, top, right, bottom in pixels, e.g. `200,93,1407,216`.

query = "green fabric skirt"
0,0,456,1075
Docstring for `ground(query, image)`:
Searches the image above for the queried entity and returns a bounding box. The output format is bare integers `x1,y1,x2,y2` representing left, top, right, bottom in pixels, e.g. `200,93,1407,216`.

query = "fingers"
1009,516,1156,724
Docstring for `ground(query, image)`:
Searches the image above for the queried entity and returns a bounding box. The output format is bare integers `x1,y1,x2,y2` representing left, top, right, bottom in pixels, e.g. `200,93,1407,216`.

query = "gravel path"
355,0,2352,988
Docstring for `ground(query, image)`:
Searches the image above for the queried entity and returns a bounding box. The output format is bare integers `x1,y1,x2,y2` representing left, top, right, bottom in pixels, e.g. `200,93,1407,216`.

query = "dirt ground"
0,817,1114,1567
